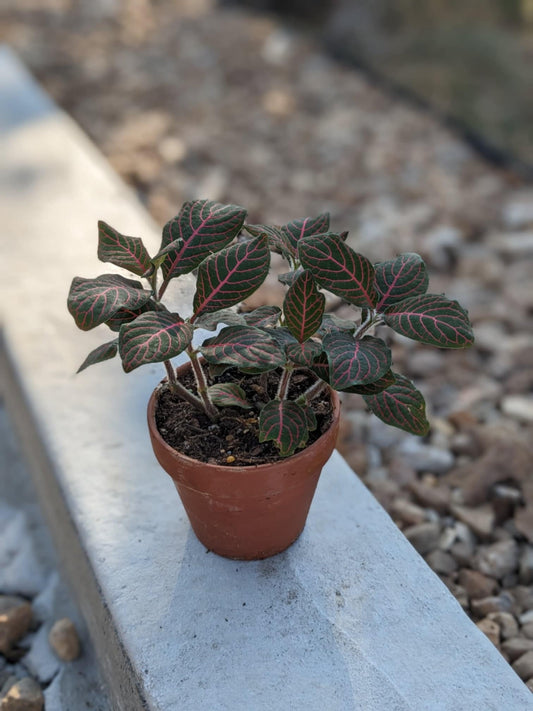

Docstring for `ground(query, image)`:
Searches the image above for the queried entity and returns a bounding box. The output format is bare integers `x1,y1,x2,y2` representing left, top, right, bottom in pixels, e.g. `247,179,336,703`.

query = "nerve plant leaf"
242,306,282,328
363,373,430,436
192,236,270,317
383,294,474,349
118,312,194,373
194,309,246,331
207,383,252,409
77,340,118,373
259,399,309,457
322,331,391,389
281,212,330,253
199,325,285,371
299,233,377,307
283,270,325,342
67,274,152,331
97,221,152,277
341,370,395,395
286,340,322,367
244,223,294,261
105,299,160,332
375,253,428,310
157,200,246,280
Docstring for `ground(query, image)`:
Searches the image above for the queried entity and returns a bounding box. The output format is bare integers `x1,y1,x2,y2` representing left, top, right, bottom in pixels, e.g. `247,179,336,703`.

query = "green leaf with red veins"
259,400,309,457
199,325,285,371
280,212,330,253
375,253,428,310
317,314,356,336
157,200,246,280
67,275,152,331
286,340,322,367
278,269,302,287
105,299,160,332
77,340,118,373
244,223,294,260
309,351,331,384
341,369,395,394
118,313,194,373
363,373,429,436
194,309,246,331
242,306,282,328
97,221,152,277
383,294,474,349
192,236,270,317
284,270,325,342
322,331,391,389
207,383,252,409
299,233,377,307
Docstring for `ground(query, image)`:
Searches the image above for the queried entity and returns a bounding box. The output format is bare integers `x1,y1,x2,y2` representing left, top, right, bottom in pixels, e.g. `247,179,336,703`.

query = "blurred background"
1,0,533,691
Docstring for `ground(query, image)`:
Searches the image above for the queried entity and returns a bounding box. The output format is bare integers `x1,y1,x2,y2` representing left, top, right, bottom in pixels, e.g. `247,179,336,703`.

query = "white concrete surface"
1,46,532,710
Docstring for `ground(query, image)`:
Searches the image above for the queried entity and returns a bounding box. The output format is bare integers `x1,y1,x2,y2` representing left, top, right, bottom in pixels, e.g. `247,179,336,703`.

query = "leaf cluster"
68,200,474,457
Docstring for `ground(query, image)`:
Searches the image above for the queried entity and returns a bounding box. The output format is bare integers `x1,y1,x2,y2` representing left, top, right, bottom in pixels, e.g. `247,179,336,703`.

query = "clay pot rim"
147,375,341,474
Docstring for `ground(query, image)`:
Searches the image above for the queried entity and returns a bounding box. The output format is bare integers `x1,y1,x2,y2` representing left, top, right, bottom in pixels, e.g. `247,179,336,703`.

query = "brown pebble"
476,617,500,647
458,569,499,600
226,455,236,464
0,596,32,655
512,650,533,681
1,677,44,711
48,618,80,661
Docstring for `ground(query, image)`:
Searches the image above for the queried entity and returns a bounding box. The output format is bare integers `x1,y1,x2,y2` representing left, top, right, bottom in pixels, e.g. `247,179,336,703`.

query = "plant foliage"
67,200,474,458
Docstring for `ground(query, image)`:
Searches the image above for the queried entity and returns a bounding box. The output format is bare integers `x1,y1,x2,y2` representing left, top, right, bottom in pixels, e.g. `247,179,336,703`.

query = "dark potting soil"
155,366,334,466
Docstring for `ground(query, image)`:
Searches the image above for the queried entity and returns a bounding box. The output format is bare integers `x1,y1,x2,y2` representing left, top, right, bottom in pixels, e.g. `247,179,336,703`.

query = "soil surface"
155,367,333,465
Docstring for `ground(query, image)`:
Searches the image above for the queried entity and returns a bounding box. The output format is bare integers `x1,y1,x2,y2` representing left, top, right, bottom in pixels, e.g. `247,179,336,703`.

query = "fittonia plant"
67,199,474,457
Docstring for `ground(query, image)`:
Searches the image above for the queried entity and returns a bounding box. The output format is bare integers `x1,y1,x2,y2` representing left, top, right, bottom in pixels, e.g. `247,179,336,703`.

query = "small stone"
409,480,450,513
510,586,533,614
442,580,469,609
487,612,519,640
476,617,500,647
391,498,426,526
262,88,295,117
0,597,32,655
458,569,499,600
471,593,514,617
502,191,533,228
451,503,495,539
501,396,533,424
157,136,186,164
48,619,80,662
474,539,519,580
0,677,44,711
397,439,454,474
512,651,533,681
526,678,533,693
404,522,441,555
425,549,457,575
519,546,533,585
502,637,533,662
519,610,533,626
523,623,533,640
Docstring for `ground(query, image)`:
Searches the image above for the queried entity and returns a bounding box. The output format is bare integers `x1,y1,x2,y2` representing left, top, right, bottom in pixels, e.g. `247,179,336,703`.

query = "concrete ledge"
1,47,532,710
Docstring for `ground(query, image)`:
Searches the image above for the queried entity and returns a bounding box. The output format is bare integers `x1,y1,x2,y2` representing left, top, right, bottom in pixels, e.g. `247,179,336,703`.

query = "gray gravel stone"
474,540,519,580
397,439,454,474
512,651,533,682
519,546,533,585
502,638,533,663
451,504,495,539
425,550,458,575
404,522,441,555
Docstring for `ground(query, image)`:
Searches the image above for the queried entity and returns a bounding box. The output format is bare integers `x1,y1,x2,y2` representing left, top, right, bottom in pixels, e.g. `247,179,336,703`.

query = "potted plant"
67,199,474,560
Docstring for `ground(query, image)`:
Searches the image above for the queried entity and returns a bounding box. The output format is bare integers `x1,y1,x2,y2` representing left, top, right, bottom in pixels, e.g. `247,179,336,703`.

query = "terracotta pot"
147,362,340,560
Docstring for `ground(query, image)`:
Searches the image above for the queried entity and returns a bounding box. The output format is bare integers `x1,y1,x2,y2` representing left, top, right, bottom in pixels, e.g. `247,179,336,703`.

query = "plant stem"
276,365,294,400
163,360,205,412
187,346,219,420
299,378,328,406
157,277,171,302
353,309,376,340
